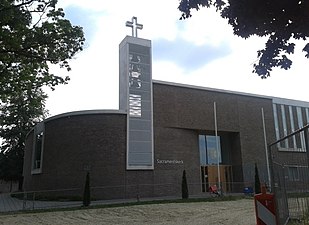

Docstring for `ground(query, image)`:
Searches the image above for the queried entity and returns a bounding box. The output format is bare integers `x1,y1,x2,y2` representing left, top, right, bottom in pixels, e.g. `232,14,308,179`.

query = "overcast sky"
45,0,309,116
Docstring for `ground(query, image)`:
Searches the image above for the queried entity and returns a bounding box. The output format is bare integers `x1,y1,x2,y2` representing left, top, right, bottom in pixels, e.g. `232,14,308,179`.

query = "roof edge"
152,80,273,100
152,80,309,106
25,109,127,138
45,109,127,122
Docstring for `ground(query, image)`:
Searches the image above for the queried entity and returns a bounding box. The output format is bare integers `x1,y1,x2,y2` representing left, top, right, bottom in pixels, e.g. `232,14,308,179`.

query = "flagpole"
214,102,221,193
262,108,271,189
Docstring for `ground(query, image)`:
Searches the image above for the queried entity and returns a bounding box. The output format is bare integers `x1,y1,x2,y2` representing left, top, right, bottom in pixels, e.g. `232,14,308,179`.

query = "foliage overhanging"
178,0,309,78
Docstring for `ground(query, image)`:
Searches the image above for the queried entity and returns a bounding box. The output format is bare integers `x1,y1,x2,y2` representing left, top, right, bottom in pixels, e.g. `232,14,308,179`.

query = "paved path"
0,192,232,213
0,199,256,225
0,193,155,213
0,193,25,212
0,193,82,213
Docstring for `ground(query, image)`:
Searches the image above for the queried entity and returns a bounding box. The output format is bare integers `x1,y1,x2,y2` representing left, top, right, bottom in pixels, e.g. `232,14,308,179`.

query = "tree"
0,81,47,189
0,0,84,93
255,163,261,194
182,170,189,199
178,0,309,78
0,0,85,187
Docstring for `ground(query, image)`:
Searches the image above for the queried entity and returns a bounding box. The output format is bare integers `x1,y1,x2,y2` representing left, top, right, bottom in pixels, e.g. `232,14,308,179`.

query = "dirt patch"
0,199,256,225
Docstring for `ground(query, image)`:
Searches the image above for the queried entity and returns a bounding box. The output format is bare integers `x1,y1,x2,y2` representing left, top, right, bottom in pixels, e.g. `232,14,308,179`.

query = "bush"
83,172,91,207
182,170,189,199
255,163,261,194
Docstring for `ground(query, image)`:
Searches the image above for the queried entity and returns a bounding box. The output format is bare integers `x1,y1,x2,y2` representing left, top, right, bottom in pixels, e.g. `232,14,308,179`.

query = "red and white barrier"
254,186,278,225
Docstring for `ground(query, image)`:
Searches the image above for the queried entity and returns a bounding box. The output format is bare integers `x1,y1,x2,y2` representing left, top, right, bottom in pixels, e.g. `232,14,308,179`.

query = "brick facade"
23,82,306,199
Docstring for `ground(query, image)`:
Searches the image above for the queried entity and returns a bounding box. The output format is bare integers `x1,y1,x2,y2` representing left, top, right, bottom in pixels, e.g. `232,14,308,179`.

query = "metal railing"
268,124,309,224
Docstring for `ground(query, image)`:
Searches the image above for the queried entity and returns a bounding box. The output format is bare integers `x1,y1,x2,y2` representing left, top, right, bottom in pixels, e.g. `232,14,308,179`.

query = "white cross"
126,17,143,37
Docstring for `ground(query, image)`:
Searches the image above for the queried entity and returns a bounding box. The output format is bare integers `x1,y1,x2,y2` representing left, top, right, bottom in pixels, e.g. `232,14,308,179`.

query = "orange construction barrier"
254,186,278,225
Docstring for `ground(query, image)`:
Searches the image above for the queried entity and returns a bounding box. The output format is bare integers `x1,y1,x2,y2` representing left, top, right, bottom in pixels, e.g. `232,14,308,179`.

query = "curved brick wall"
23,111,128,199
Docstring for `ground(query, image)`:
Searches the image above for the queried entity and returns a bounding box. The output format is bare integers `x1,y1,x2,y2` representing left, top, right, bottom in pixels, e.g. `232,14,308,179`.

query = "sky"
45,0,309,116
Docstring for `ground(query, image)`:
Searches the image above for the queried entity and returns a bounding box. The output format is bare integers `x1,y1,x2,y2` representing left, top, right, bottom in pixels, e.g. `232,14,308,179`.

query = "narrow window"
206,135,221,165
281,105,288,148
273,104,280,148
289,106,297,150
199,135,207,165
296,107,306,151
33,132,43,169
288,167,299,181
32,123,44,174
199,135,221,165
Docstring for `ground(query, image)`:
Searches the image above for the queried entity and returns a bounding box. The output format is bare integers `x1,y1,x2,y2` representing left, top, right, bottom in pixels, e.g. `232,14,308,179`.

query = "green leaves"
178,0,309,78
253,33,295,78
0,0,85,183
0,0,85,92
0,0,85,98
179,0,216,20
0,80,48,182
303,43,309,58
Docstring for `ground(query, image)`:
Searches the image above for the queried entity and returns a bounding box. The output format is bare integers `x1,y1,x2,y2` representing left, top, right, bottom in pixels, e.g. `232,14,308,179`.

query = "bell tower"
119,17,154,170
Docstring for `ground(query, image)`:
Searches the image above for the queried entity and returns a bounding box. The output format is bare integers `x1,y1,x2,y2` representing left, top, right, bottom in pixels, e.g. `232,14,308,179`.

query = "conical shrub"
182,170,189,199
255,163,261,194
83,172,91,207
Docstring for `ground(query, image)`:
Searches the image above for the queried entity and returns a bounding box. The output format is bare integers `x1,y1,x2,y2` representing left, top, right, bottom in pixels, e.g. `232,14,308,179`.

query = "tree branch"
0,0,35,12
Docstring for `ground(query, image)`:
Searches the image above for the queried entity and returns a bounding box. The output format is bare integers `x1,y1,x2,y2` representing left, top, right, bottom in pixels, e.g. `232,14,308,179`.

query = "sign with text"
156,159,184,164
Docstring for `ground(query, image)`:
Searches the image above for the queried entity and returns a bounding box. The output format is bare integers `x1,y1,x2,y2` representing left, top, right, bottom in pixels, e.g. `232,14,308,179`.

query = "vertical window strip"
281,105,289,148
199,135,222,165
289,106,297,150
306,108,309,125
34,132,43,169
206,135,222,165
296,107,306,151
296,107,303,128
199,135,207,165
273,104,280,147
31,122,44,173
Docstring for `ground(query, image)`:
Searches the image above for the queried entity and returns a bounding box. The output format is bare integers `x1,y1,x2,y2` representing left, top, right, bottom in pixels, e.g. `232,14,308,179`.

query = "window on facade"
273,104,280,148
288,167,299,181
199,135,221,165
273,103,307,152
288,106,297,150
296,107,306,150
281,105,289,148
129,94,142,117
33,132,43,170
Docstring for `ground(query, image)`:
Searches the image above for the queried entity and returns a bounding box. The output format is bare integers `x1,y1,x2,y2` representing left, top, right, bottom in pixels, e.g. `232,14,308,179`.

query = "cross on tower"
126,17,143,38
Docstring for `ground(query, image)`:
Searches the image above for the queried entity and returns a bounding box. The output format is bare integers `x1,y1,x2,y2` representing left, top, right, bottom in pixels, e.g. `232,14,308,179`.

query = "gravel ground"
0,199,256,225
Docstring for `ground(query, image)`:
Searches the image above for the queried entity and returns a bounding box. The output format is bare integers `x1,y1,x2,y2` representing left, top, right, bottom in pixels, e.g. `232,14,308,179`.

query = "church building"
22,18,309,199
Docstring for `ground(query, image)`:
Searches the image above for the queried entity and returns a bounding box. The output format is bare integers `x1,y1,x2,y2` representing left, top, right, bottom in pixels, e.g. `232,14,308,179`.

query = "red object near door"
254,186,278,225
